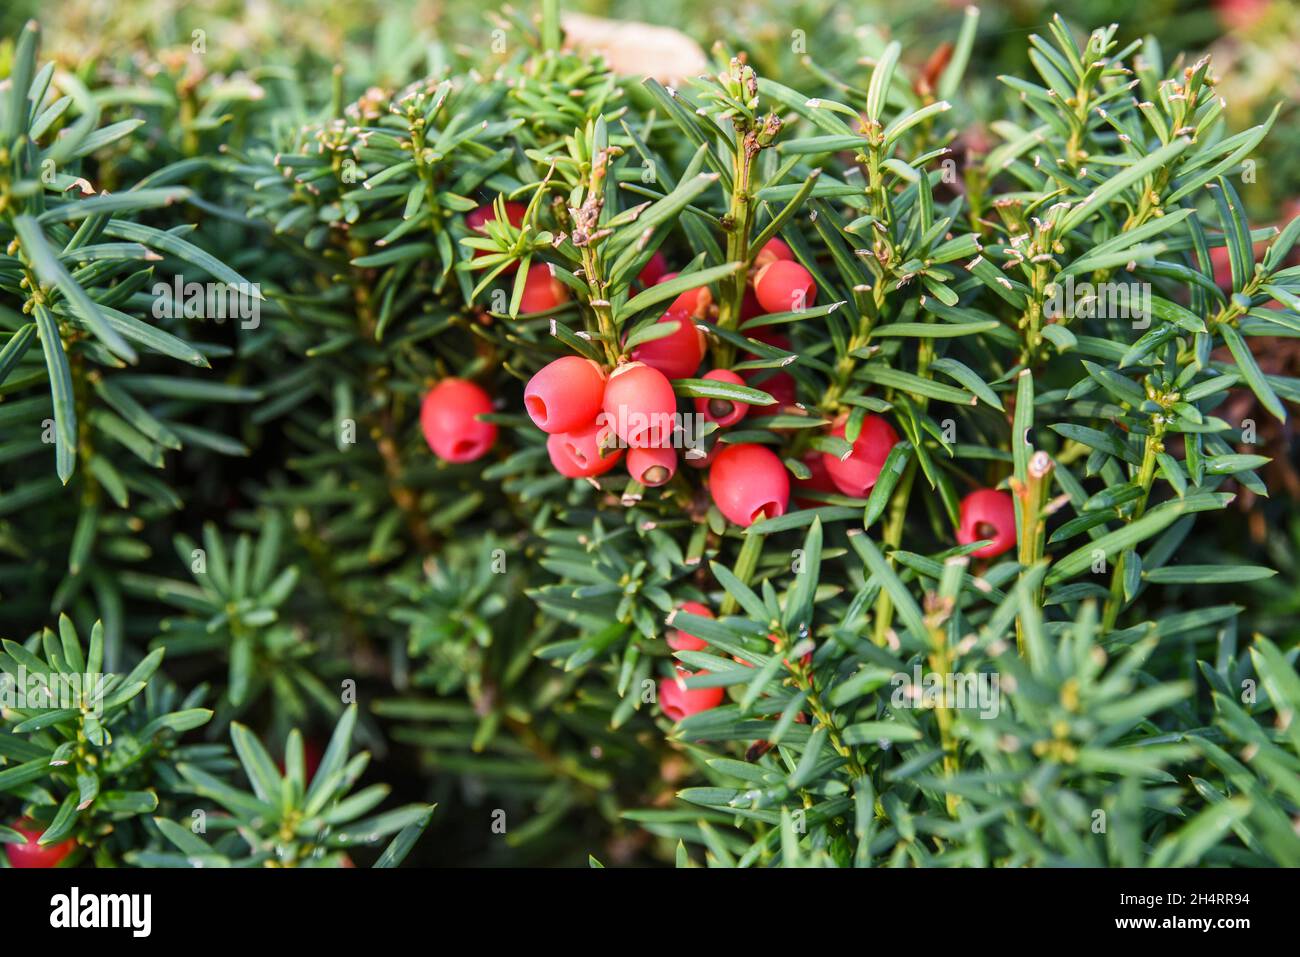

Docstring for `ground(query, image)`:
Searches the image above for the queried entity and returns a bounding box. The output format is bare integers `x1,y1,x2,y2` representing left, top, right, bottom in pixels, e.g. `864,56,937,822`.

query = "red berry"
518,262,568,314
656,272,714,319
822,415,898,498
602,362,677,448
638,251,670,287
629,311,705,380
524,356,607,434
755,237,795,269
659,668,724,721
546,419,623,478
754,260,817,314
4,821,74,868
957,488,1017,559
709,443,790,527
667,601,712,652
740,286,764,321
421,379,497,463
466,201,527,272
627,445,677,486
794,450,838,507
694,369,750,427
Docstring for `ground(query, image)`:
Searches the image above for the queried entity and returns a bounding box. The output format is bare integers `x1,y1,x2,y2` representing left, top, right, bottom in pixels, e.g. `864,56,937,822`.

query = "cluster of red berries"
418,215,1020,553
4,821,75,868
510,240,822,526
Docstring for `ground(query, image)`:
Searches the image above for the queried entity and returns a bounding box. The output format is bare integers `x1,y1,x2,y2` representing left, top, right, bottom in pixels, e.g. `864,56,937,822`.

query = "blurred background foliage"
5,0,1293,226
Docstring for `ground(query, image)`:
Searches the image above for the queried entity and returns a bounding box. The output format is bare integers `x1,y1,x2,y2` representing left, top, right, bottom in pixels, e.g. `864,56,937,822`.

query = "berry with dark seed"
627,445,677,486
694,369,749,427
957,488,1017,558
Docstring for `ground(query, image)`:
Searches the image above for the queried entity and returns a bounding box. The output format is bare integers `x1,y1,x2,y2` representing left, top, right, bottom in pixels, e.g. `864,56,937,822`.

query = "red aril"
957,488,1017,559
546,419,623,478
602,362,677,448
709,444,790,527
524,356,607,434
421,379,498,463
822,414,898,498
694,369,750,427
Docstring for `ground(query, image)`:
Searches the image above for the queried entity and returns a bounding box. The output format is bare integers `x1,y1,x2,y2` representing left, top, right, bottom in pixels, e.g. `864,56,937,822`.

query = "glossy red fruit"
754,260,817,314
709,443,790,527
602,362,677,448
694,369,750,427
4,822,74,868
794,450,838,507
627,445,677,487
465,201,527,272
421,378,497,463
822,415,898,498
518,262,568,314
667,601,713,652
524,356,607,434
638,251,670,287
546,419,623,478
657,273,713,319
957,488,1017,559
659,668,724,721
630,310,705,380
755,237,795,269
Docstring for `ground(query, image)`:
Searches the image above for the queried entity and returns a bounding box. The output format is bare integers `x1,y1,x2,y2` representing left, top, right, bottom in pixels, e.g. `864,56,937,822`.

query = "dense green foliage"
1,1,1298,866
